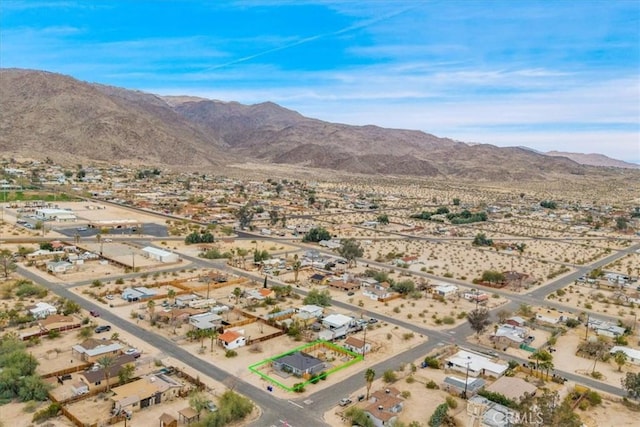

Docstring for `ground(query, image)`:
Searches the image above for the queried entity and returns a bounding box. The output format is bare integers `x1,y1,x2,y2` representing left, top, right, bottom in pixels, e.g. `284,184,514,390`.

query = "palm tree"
614,350,628,372
208,328,218,352
118,363,136,385
293,255,301,284
232,287,243,305
530,350,552,379
167,289,176,305
539,360,554,380
147,300,156,323
365,368,375,400
97,355,115,392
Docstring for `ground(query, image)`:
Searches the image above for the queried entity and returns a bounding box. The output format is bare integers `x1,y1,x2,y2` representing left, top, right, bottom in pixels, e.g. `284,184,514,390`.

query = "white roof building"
189,312,222,330
322,313,353,329
142,246,179,263
29,302,57,319
610,346,640,365
446,349,508,378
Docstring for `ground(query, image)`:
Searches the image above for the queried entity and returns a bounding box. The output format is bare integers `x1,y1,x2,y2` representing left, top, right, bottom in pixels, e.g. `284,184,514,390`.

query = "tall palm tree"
97,355,115,392
147,300,156,323
232,287,243,305
365,368,375,400
614,350,628,372
167,289,176,305
208,328,218,352
118,363,136,385
293,254,301,284
530,350,552,379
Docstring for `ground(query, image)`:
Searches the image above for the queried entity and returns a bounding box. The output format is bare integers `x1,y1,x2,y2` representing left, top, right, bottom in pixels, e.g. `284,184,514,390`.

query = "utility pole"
585,313,590,341
463,356,471,399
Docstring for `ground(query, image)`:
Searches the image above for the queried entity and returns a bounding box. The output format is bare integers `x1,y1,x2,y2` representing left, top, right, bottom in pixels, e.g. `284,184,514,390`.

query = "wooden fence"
42,362,92,379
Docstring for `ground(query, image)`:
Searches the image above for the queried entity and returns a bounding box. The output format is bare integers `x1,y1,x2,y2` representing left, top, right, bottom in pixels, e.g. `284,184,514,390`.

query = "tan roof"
344,336,365,348
178,407,198,419
160,413,176,423
79,338,113,350
485,376,537,400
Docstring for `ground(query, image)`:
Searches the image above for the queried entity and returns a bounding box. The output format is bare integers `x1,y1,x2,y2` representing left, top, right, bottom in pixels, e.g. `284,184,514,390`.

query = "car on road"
105,294,114,300
103,238,113,242
94,325,111,333
339,397,352,407
90,310,100,317
368,318,378,324
77,226,88,231
125,348,141,358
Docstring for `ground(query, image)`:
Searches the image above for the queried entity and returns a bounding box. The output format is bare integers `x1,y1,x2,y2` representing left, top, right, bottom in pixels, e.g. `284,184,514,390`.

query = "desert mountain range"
1,68,636,180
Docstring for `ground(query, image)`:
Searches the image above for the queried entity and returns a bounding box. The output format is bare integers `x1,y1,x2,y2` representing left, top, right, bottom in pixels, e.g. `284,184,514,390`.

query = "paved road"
14,222,638,425
15,266,323,427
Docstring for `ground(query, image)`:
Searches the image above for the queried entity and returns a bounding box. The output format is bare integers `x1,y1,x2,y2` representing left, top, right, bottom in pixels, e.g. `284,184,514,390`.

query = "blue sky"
2,1,639,163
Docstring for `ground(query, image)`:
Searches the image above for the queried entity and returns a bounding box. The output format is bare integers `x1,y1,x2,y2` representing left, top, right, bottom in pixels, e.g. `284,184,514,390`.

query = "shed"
159,413,177,427
142,246,179,263
178,407,199,424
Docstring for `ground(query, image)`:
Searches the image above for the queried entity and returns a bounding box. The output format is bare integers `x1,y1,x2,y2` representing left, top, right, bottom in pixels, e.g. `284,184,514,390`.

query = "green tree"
232,287,243,305
622,372,640,399
62,299,81,315
235,203,254,230
393,280,415,295
365,368,375,399
292,254,301,283
376,214,389,225
531,350,553,379
97,355,115,392
481,270,505,284
382,369,397,383
428,403,451,427
471,233,493,246
303,289,332,307
344,407,374,427
302,227,331,242
190,391,209,414
77,326,94,339
338,238,364,268
467,308,491,337
0,249,17,278
452,198,461,206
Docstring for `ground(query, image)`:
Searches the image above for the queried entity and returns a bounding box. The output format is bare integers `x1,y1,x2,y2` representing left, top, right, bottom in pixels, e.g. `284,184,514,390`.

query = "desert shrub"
225,350,237,358
426,380,439,389
442,316,455,325
446,396,458,409
32,403,61,422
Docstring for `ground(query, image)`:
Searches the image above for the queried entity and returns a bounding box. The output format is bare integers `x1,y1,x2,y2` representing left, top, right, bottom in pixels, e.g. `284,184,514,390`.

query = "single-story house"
81,354,136,388
121,287,158,302
111,374,184,414
327,278,360,292
505,316,527,327
364,388,404,427
434,284,458,298
218,330,246,350
443,376,485,397
485,376,538,401
297,305,324,320
467,395,519,427
322,313,354,330
26,249,66,261
363,281,394,301
141,246,179,263
343,336,371,355
175,294,199,307
46,261,74,273
189,312,222,330
39,314,81,333
29,302,57,319
445,349,508,378
534,309,566,325
272,351,326,377
72,339,123,362
610,346,640,365
491,324,527,347
156,307,206,324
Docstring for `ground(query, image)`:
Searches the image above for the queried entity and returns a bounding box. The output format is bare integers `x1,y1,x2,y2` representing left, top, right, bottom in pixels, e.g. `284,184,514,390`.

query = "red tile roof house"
217,330,247,350
364,387,404,427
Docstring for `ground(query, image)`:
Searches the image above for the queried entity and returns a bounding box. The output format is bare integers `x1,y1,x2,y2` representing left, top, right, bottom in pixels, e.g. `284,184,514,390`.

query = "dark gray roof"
275,351,324,371
82,354,136,383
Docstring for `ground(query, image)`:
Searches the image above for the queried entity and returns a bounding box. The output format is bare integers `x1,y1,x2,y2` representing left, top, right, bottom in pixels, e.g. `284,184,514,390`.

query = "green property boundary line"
248,340,363,392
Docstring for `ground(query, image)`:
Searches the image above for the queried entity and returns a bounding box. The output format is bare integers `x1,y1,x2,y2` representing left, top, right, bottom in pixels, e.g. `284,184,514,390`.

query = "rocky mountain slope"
0,68,606,179
546,151,639,169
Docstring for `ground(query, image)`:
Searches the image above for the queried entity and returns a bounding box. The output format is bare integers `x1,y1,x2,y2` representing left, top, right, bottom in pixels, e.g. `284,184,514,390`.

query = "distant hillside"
0,68,618,180
546,151,640,169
